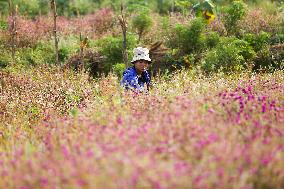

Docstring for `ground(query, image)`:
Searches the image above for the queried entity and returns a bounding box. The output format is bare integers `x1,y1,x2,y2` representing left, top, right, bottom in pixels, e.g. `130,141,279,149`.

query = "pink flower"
261,103,266,113
261,155,272,166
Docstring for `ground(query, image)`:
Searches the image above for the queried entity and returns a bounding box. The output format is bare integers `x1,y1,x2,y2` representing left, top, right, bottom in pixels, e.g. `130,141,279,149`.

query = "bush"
223,0,247,35
132,10,153,43
243,31,271,52
202,37,256,73
242,32,281,71
205,31,220,49
68,0,94,16
174,17,206,54
13,0,41,17
0,50,11,69
16,46,53,66
156,0,173,14
96,35,137,66
127,0,150,13
253,44,284,72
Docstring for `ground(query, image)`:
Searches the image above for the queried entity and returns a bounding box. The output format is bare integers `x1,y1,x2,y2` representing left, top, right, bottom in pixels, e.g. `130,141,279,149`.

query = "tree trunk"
8,0,17,65
51,0,59,65
79,32,84,72
119,2,128,68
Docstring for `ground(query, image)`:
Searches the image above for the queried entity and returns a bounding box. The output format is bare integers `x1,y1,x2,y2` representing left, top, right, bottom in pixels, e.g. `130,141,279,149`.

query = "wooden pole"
8,0,17,65
118,2,128,68
50,0,59,65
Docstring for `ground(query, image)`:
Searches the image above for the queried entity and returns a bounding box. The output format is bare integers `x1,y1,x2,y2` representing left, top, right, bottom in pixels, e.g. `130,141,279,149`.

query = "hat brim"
131,58,152,64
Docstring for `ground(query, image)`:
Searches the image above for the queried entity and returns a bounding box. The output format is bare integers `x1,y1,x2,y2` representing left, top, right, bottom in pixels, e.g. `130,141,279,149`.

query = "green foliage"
0,50,11,68
156,0,173,14
112,63,126,78
96,35,137,66
273,33,284,44
205,31,220,48
174,17,206,54
16,47,51,66
127,0,150,13
0,19,8,30
15,0,41,17
223,0,247,35
0,1,9,15
132,10,153,42
68,0,93,16
175,0,192,15
243,31,271,52
242,32,276,71
202,37,256,73
55,0,70,15
253,46,273,71
58,36,81,62
14,40,59,66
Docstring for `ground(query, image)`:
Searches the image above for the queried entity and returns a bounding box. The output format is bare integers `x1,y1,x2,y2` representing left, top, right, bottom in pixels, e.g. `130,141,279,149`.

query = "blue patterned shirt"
120,67,151,92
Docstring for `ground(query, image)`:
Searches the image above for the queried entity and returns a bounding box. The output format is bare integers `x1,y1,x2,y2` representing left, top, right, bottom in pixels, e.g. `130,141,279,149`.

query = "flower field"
1,0,284,188
1,67,283,189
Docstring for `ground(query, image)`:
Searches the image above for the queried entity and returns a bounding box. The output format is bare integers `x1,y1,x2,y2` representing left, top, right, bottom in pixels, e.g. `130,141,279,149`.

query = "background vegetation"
0,0,283,75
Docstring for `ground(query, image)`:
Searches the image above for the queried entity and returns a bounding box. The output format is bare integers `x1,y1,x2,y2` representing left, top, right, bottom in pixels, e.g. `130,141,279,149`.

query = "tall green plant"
202,37,256,73
174,17,206,54
223,0,247,35
132,9,153,43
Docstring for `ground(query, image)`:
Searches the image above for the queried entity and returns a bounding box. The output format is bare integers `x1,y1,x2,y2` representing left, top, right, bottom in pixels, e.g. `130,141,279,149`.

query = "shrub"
0,1,9,15
174,17,206,54
127,0,150,13
202,37,256,73
68,0,94,16
16,47,51,66
132,10,153,43
223,0,247,35
96,35,137,66
243,31,271,52
253,46,273,71
58,35,82,62
241,32,281,71
174,0,192,15
254,43,284,72
65,49,106,77
156,0,172,14
205,31,220,49
0,50,11,69
14,0,41,17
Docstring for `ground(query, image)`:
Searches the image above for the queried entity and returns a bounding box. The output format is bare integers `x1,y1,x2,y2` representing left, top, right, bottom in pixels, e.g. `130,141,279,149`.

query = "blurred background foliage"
0,0,283,76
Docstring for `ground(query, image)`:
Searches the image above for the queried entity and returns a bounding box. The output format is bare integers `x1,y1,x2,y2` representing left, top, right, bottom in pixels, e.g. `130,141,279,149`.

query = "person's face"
134,60,150,73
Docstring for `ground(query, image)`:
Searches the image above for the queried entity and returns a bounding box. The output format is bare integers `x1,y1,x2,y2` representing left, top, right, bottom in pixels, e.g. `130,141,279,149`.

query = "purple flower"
261,103,266,113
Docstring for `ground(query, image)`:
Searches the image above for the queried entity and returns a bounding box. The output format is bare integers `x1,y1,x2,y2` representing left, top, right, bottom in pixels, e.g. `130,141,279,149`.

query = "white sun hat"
131,47,152,64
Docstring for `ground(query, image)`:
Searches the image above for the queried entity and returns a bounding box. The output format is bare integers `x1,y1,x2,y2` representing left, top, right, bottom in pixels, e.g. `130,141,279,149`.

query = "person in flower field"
121,47,151,92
